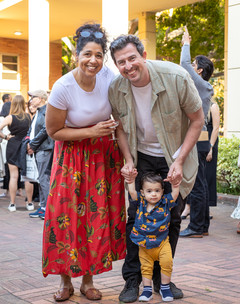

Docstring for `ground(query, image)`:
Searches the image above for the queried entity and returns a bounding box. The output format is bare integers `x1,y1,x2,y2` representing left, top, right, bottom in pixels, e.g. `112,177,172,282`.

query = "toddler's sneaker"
8,203,16,212
139,286,153,302
26,202,34,211
160,284,173,302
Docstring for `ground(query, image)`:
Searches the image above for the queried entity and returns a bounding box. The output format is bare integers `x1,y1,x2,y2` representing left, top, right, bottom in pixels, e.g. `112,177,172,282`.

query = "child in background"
127,172,179,302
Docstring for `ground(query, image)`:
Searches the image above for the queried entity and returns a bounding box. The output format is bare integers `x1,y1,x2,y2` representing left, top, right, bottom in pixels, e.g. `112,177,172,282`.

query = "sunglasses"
80,30,103,39
29,96,38,102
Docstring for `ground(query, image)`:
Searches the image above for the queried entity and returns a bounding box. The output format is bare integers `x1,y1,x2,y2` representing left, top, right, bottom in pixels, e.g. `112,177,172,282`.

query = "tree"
61,37,76,75
156,0,225,73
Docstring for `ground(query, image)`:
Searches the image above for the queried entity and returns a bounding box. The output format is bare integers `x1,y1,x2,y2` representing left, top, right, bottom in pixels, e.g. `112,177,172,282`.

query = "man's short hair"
110,34,145,63
28,89,48,100
195,55,214,81
2,94,10,102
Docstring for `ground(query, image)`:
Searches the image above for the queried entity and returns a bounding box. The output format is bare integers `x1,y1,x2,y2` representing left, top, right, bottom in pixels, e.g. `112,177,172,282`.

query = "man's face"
114,43,150,87
29,96,42,109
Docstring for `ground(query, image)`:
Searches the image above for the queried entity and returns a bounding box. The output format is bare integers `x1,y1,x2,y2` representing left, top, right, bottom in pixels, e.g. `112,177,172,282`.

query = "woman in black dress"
0,95,31,212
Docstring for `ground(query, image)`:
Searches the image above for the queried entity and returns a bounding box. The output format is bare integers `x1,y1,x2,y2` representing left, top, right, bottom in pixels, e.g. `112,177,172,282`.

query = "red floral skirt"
42,136,126,277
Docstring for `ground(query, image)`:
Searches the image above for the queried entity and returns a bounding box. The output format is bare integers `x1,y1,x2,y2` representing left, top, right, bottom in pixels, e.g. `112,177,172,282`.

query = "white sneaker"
26,202,34,211
8,203,16,212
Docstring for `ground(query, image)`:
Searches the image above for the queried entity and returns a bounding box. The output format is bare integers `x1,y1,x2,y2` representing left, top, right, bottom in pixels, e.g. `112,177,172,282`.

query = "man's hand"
27,143,34,155
165,160,183,187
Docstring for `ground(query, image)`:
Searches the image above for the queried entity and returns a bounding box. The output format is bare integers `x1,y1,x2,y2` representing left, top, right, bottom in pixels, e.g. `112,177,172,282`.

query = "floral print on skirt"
42,136,126,278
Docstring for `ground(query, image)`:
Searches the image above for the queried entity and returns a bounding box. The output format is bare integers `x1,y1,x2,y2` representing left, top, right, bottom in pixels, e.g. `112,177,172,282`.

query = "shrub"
217,136,240,195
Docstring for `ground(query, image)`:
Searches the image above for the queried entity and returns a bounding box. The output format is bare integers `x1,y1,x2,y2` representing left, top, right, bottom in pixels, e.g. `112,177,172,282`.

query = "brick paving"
0,191,240,304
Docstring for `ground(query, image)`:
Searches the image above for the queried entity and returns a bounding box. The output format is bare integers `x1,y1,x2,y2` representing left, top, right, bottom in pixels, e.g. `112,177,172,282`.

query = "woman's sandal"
53,284,74,301
80,287,102,300
237,222,240,234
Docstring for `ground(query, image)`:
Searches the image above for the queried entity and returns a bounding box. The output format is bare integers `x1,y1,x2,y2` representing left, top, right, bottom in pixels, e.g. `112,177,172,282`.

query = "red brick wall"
0,37,62,99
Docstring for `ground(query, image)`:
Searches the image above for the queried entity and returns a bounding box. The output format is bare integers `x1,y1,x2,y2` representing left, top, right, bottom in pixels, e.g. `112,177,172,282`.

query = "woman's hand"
121,163,138,184
91,119,118,138
206,148,213,162
5,134,14,141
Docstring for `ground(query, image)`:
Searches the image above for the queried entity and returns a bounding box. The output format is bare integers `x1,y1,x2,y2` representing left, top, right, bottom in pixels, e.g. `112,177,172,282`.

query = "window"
0,54,20,92
2,55,18,80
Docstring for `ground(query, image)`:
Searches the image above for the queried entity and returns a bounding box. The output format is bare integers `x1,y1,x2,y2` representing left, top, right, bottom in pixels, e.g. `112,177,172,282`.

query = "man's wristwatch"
4,135,7,140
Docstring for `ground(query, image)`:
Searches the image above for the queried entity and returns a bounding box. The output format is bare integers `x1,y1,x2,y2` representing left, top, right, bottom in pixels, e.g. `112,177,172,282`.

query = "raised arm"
128,181,138,201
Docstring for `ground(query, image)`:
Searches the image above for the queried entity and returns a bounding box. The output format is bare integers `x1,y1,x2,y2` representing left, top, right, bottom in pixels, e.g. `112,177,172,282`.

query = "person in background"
231,146,240,234
42,23,126,302
179,27,214,238
0,93,12,198
109,34,204,302
0,93,12,116
22,90,54,220
206,101,220,210
128,172,179,302
0,95,31,211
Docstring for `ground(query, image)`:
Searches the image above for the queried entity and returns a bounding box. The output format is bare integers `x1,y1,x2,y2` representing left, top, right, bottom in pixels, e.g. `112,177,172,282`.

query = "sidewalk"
0,192,240,304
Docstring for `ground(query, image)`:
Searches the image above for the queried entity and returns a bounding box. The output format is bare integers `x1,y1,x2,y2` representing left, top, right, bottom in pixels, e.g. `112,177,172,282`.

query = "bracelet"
210,143,213,148
4,135,7,140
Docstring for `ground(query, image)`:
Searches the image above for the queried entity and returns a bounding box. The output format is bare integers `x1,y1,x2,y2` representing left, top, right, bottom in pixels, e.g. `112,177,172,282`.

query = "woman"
0,95,31,211
206,101,220,207
42,23,126,302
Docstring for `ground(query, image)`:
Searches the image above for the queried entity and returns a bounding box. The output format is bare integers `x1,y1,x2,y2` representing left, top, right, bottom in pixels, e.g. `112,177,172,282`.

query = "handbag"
21,154,39,183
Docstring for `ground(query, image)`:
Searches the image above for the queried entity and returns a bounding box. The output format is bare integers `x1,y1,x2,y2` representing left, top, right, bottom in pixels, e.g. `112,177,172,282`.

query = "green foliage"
217,136,240,195
62,37,76,75
156,0,225,72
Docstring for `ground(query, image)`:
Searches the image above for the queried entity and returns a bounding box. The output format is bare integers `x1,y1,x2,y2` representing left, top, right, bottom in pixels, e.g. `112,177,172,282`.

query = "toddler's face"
140,181,163,205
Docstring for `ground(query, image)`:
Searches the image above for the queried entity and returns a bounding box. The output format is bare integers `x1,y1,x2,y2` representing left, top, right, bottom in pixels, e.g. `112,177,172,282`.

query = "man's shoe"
39,211,45,220
169,282,183,299
119,278,139,303
179,227,203,238
29,207,45,218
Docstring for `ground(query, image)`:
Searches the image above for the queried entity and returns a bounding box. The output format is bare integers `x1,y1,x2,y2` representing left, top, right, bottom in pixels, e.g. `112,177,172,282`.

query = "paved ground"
0,191,240,304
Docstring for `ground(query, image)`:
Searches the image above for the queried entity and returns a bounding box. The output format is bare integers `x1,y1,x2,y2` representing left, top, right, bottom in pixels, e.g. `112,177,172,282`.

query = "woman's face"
77,42,104,77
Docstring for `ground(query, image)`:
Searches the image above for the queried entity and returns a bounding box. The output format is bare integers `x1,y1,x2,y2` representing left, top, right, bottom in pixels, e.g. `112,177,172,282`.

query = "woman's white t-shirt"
49,66,115,128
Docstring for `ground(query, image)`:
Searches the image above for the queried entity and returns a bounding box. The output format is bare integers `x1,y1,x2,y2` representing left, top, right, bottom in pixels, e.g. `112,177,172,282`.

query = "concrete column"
138,12,156,60
28,0,49,91
225,0,240,138
102,0,128,73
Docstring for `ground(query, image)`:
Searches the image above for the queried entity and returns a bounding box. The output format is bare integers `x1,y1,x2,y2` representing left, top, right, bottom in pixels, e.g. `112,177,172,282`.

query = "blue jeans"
35,150,52,208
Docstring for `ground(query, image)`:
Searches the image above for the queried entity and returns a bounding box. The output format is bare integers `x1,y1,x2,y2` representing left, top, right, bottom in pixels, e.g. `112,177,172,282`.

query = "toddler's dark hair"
140,172,164,189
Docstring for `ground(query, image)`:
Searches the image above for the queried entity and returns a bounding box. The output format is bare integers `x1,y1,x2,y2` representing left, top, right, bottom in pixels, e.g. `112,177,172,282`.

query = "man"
0,93,12,117
108,35,204,302
25,90,54,219
179,27,214,238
